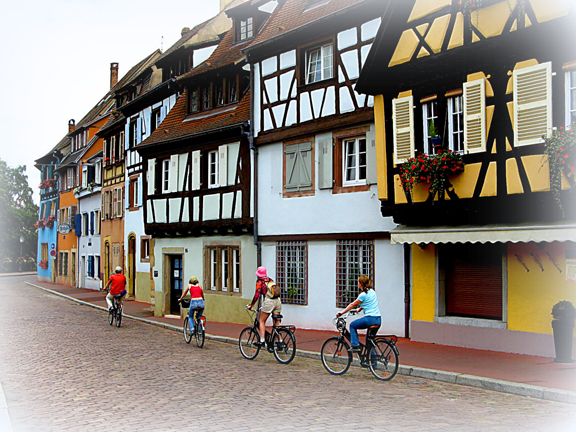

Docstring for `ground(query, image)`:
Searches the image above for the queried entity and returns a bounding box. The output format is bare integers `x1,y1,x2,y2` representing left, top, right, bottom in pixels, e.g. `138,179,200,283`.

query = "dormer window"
239,17,254,41
229,78,238,103
306,43,333,84
216,81,225,106
202,86,212,110
190,90,199,113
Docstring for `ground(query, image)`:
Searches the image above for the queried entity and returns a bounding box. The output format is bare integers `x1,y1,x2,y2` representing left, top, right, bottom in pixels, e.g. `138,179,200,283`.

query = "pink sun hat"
255,266,267,278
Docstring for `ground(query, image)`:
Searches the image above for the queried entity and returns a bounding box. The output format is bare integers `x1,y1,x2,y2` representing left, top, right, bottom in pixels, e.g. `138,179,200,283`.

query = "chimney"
110,62,119,88
220,0,234,11
181,27,190,37
68,119,76,134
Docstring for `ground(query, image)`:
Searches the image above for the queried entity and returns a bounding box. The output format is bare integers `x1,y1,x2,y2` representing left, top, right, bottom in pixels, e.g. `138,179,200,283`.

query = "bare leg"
258,311,270,341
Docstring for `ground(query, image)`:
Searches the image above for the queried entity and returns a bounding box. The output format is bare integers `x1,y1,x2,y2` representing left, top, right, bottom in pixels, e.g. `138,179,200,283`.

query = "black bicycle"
321,311,399,381
107,294,123,328
239,308,296,364
180,299,206,348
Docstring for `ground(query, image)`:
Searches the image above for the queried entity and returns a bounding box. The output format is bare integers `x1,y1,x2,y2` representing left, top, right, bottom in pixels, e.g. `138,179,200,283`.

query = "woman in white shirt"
337,275,381,351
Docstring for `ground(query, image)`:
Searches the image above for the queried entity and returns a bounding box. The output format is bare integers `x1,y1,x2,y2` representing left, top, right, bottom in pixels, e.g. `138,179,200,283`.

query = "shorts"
260,297,282,315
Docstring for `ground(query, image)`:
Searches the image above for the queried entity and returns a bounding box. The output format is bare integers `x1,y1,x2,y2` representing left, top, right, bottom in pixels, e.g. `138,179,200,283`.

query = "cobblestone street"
0,276,575,431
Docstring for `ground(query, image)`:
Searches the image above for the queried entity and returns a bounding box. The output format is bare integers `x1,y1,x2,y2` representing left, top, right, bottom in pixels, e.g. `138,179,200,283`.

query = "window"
151,108,161,132
335,240,374,308
190,89,199,113
566,69,576,127
94,210,100,234
95,256,101,279
439,243,503,320
306,44,333,84
129,120,137,148
276,241,308,305
228,78,238,103
208,150,219,188
58,251,69,277
202,86,212,110
239,17,254,41
112,187,124,218
129,178,139,208
162,159,170,193
82,213,89,236
215,80,225,106
41,242,48,262
87,255,94,278
422,100,438,154
343,138,367,186
447,95,464,152
65,168,75,190
141,236,150,263
206,245,241,293
284,141,313,196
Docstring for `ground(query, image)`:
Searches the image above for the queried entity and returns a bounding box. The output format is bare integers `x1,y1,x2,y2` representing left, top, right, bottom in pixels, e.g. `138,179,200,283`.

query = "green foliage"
552,300,576,321
541,126,575,215
0,159,39,272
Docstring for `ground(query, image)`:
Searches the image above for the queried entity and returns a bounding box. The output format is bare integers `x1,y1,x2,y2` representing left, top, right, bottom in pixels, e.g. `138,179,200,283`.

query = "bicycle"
107,294,123,328
180,299,206,348
321,311,399,381
239,308,296,364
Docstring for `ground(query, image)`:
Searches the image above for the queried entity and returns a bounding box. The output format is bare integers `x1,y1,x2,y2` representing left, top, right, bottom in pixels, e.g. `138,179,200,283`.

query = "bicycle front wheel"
183,318,192,344
115,306,122,327
273,328,296,364
108,308,114,326
195,322,205,348
321,337,352,375
368,339,399,381
239,327,260,360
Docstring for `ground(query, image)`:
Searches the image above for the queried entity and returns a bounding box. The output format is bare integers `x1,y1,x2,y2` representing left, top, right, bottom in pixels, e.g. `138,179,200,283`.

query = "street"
0,275,575,432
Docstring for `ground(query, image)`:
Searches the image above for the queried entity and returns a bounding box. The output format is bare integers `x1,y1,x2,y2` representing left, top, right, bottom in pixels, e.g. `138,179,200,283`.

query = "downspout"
248,61,261,265
404,243,411,338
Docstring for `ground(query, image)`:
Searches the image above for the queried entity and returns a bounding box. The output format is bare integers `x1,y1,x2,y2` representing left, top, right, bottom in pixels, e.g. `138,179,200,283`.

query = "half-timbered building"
356,0,576,356
243,0,406,334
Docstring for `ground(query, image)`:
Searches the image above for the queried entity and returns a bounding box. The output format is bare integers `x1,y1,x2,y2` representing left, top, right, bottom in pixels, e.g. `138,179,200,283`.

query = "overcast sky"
0,0,221,204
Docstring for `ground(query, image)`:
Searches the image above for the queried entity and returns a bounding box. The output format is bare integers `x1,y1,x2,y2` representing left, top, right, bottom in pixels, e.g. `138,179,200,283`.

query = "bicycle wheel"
321,337,352,375
108,307,114,325
115,305,122,328
368,339,399,381
273,328,296,364
195,321,205,348
183,318,192,344
239,327,260,360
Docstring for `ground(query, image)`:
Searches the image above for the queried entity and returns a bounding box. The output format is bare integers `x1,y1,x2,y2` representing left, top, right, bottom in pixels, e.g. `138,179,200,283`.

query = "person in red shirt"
104,266,127,311
178,276,205,334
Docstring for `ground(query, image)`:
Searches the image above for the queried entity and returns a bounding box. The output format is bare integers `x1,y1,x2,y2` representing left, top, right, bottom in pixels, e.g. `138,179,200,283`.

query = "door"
170,255,183,314
80,256,86,288
71,252,76,287
128,236,136,298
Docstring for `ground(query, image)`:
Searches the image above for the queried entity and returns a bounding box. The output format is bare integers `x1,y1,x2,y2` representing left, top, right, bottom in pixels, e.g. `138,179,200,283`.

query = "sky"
0,0,221,204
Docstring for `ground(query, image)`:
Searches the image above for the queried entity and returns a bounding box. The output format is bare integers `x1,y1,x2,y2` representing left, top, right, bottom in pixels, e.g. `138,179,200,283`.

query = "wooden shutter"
513,62,552,147
192,150,201,190
119,131,125,159
169,154,179,192
285,144,299,190
392,96,414,164
463,79,486,154
147,158,156,195
285,142,312,191
366,129,377,185
219,145,228,187
317,137,333,189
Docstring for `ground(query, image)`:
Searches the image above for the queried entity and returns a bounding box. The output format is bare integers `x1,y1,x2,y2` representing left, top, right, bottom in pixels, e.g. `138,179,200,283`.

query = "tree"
0,159,39,272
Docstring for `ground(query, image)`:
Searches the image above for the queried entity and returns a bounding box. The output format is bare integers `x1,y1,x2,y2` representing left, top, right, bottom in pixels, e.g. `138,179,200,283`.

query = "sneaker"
255,340,265,348
348,346,361,352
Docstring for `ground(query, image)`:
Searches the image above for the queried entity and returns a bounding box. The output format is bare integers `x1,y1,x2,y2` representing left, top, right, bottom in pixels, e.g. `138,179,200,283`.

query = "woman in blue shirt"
337,275,381,351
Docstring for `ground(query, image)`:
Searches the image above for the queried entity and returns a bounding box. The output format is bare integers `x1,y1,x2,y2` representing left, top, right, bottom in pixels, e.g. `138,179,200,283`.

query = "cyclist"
178,276,205,334
337,275,381,352
104,266,127,311
246,266,281,347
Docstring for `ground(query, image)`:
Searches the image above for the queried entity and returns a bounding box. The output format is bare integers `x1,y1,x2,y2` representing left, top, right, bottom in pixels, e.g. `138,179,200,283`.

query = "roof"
35,134,70,167
137,87,250,149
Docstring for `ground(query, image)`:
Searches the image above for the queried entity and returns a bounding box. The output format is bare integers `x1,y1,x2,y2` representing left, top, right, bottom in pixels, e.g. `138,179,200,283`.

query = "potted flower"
541,125,575,215
428,119,442,152
551,300,576,363
38,260,49,270
34,219,45,229
45,215,56,229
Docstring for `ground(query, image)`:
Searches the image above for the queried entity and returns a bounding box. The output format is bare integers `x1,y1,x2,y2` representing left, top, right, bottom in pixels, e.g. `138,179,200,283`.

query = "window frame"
342,137,367,187
205,244,241,294
276,241,308,305
335,240,374,308
447,93,465,152
208,150,219,189
140,236,150,263
304,42,334,85
161,159,170,193
422,100,439,155
566,67,576,127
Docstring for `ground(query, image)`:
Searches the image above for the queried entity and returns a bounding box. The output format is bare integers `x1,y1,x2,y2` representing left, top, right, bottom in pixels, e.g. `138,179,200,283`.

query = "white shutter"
147,158,156,195
513,62,552,147
192,150,201,191
137,175,143,206
366,128,377,185
317,137,333,189
169,154,179,192
219,145,228,186
111,136,116,160
392,96,414,164
464,79,486,154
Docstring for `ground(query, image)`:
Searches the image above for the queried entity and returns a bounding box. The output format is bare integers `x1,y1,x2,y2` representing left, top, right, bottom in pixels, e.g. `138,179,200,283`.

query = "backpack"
265,279,281,299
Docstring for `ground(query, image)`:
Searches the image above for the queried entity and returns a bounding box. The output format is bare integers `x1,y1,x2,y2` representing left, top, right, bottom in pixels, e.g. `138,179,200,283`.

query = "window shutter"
192,150,201,190
299,142,312,189
219,145,228,186
317,137,333,190
75,213,82,236
119,132,125,159
147,158,156,195
111,136,116,160
90,211,94,235
137,174,143,206
285,144,299,190
169,154,179,192
513,62,552,147
392,96,414,164
366,129,377,185
82,166,88,187
463,79,486,154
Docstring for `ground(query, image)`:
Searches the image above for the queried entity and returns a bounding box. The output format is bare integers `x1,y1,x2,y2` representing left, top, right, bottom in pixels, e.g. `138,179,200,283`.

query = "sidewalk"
25,278,576,405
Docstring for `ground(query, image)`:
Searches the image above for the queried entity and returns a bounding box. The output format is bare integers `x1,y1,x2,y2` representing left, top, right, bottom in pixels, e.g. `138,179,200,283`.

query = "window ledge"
435,316,506,329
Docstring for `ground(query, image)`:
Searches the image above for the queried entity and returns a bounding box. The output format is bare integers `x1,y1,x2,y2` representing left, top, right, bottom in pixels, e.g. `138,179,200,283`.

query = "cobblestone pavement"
1,276,575,432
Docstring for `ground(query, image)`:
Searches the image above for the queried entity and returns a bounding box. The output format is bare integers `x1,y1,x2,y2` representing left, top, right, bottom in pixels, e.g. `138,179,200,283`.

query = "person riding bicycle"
246,266,281,347
178,276,205,334
337,275,381,352
104,266,127,311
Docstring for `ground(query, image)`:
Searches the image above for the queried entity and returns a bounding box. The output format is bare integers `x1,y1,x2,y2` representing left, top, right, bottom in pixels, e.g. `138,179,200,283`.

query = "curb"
25,282,576,405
